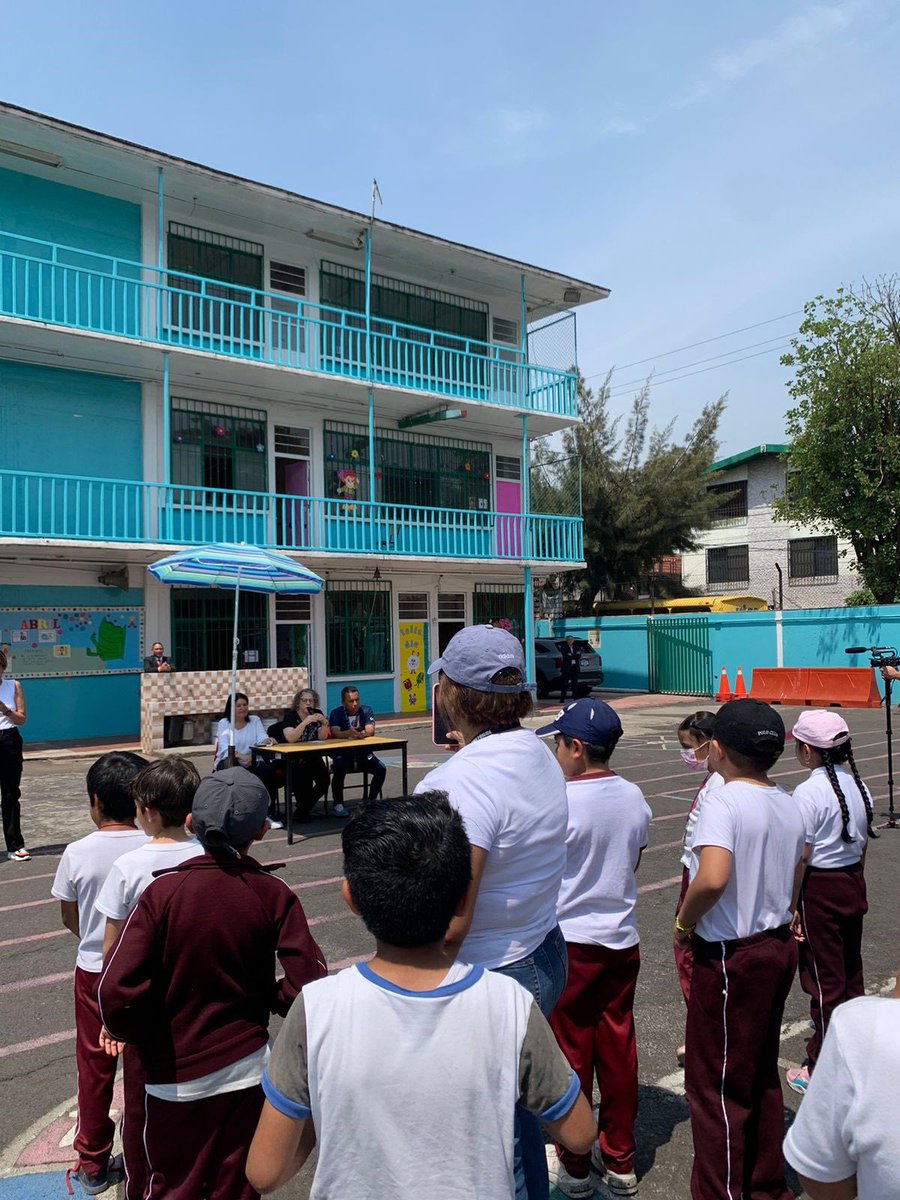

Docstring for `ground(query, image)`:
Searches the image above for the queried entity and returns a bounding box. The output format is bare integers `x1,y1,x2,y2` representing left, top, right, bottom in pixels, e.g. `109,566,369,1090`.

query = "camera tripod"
846,645,898,830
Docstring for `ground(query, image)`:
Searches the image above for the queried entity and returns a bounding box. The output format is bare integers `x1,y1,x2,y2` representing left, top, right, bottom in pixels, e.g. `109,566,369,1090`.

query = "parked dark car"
534,638,604,698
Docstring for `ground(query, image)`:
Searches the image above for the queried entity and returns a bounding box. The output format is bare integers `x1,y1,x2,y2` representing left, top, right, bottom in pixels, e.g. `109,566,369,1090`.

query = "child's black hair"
342,792,471,948
560,733,617,765
678,710,716,741
810,741,878,842
132,756,200,828
718,744,782,773
86,751,148,822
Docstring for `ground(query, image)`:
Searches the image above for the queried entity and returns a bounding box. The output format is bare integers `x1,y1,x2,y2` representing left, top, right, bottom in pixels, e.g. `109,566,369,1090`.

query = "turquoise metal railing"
0,469,584,563
0,231,578,419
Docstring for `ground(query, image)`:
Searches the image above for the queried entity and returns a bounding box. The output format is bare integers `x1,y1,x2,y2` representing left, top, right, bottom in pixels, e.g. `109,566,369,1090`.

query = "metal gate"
648,615,713,695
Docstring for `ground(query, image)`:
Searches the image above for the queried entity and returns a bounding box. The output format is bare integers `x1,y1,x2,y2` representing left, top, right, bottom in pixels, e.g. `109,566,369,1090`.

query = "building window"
789,536,839,582
323,421,491,510
708,480,748,526
707,545,750,589
171,398,267,494
275,595,311,670
167,223,263,345
496,455,522,482
473,583,525,640
171,589,269,673
325,579,392,675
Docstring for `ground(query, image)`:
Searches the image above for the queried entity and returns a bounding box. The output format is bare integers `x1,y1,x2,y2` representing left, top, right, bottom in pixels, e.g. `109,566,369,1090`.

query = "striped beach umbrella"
148,543,323,753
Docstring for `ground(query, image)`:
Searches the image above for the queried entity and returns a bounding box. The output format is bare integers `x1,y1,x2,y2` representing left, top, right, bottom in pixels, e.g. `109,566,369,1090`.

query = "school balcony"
0,230,579,423
0,469,584,567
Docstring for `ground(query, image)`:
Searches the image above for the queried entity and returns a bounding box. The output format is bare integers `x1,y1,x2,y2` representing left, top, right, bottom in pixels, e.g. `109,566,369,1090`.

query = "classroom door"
397,594,429,713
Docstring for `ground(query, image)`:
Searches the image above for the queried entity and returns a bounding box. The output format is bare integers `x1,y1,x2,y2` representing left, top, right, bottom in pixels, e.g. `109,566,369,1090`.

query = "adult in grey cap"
414,624,569,1200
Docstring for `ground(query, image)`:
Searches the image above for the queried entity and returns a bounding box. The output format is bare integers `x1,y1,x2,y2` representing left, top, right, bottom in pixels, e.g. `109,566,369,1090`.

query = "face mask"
680,747,708,771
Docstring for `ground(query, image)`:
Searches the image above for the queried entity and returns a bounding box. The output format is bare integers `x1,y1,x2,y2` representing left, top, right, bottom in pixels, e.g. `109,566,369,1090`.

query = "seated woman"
213,692,281,826
272,688,330,822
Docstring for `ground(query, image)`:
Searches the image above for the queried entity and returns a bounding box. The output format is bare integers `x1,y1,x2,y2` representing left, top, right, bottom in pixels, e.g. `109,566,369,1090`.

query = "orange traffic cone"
733,667,748,698
715,666,732,703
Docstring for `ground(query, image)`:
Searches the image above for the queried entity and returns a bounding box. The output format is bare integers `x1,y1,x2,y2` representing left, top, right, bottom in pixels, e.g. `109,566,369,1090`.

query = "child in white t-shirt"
536,699,650,1200
247,793,596,1200
674,710,723,1065
51,751,149,1197
675,699,806,1200
97,755,204,957
784,710,877,1096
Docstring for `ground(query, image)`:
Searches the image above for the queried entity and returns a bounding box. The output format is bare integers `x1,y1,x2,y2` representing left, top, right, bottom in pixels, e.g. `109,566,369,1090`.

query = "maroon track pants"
685,924,797,1200
73,966,118,1172
142,1086,264,1200
73,968,146,1187
797,862,867,1070
549,940,641,1177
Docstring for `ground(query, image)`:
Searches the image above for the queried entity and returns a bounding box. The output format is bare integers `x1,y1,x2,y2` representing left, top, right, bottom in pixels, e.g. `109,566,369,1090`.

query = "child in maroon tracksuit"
675,700,806,1200
786,710,876,1095
98,767,326,1200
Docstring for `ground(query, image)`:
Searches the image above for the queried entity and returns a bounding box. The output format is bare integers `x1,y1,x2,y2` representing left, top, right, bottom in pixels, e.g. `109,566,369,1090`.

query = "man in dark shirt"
560,636,582,701
143,642,174,674
328,686,387,817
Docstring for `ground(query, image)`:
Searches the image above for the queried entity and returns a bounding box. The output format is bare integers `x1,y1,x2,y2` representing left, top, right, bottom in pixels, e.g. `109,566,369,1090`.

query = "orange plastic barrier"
748,667,881,708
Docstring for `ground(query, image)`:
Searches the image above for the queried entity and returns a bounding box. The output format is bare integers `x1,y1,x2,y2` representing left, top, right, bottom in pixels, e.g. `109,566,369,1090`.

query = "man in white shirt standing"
537,699,651,1199
674,699,806,1200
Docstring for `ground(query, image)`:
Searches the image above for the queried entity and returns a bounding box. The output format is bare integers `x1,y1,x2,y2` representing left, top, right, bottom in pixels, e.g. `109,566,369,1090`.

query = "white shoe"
267,819,283,830
591,1145,638,1197
546,1144,594,1198
332,804,349,817
8,848,31,862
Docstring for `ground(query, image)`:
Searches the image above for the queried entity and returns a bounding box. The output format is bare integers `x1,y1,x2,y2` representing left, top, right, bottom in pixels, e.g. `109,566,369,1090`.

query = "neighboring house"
0,103,609,742
680,444,858,609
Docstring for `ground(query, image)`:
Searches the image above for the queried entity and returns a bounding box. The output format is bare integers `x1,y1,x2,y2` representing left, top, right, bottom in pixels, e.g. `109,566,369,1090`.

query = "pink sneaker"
786,1065,810,1095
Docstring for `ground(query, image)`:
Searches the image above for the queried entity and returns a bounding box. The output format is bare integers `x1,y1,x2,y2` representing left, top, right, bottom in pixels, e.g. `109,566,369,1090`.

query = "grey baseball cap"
427,624,529,693
192,768,270,853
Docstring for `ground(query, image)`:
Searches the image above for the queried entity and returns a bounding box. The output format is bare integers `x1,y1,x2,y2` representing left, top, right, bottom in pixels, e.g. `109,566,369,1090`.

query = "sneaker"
676,1044,686,1067
591,1146,638,1197
267,819,283,830
65,1155,125,1196
7,848,31,862
332,803,350,817
546,1145,594,1198
786,1065,810,1095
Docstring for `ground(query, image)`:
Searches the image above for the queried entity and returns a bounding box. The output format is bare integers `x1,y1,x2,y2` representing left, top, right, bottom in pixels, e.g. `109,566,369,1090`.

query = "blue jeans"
493,925,568,1200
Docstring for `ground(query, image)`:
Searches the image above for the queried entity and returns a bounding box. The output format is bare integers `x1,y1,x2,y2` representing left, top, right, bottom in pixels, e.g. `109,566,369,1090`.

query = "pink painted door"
496,479,522,557
276,458,309,548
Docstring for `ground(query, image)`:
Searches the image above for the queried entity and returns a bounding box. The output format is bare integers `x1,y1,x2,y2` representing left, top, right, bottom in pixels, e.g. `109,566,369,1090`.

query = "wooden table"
253,736,409,844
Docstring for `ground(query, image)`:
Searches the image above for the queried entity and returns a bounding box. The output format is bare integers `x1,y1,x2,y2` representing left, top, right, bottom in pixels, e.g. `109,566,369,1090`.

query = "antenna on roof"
371,178,383,222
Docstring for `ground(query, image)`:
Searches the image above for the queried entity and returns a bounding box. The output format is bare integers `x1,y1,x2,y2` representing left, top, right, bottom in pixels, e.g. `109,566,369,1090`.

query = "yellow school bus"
593,595,769,616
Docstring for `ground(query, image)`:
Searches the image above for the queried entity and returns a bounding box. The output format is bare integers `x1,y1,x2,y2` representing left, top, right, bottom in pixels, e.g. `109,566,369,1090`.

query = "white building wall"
681,455,859,609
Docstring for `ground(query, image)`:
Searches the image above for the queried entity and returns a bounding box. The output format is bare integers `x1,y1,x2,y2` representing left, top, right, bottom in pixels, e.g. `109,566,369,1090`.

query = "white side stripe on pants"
719,943,735,1200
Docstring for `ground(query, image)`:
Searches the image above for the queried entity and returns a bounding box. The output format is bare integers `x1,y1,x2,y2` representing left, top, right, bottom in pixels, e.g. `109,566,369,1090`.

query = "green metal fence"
647,615,713,695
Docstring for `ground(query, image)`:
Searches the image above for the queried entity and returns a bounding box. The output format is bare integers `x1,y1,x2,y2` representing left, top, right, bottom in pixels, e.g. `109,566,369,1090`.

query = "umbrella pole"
228,568,242,768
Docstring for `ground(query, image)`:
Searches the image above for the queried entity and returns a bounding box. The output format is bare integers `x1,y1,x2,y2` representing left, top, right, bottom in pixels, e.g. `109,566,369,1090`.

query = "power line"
585,309,802,382
605,333,792,396
607,341,793,398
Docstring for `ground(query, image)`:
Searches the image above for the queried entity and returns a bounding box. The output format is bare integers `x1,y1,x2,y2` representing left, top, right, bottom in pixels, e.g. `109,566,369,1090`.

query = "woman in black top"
273,689,330,821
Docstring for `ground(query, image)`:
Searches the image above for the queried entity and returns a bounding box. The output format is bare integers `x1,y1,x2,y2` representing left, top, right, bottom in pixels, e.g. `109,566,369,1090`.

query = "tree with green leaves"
535,372,726,613
773,279,900,603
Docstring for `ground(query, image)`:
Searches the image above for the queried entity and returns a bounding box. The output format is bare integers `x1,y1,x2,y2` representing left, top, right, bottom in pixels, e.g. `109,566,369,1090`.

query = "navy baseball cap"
427,624,529,693
536,698,623,748
192,768,270,853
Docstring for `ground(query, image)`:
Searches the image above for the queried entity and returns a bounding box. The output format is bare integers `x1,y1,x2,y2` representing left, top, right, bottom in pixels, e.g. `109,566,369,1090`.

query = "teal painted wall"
0,586,143,744
0,360,142,479
0,166,142,260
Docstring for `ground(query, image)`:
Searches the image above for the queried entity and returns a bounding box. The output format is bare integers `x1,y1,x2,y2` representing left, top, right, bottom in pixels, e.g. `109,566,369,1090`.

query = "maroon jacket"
97,853,326,1084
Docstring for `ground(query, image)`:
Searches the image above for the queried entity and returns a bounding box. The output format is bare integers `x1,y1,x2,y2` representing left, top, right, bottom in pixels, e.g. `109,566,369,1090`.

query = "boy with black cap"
674,699,806,1200
97,768,326,1200
536,698,651,1199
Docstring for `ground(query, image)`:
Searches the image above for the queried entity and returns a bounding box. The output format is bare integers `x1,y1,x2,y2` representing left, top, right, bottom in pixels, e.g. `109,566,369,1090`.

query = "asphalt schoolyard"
0,696,896,1198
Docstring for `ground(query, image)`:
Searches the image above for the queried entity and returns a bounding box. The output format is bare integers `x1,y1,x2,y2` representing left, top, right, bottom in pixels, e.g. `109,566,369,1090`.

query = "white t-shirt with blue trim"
263,960,579,1199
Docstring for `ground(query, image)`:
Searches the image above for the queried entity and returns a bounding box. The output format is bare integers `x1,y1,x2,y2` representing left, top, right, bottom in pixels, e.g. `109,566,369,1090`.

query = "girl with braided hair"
786,710,877,1095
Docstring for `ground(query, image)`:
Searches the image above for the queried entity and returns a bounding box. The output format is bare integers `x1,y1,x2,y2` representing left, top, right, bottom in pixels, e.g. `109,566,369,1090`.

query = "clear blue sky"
3,1,899,455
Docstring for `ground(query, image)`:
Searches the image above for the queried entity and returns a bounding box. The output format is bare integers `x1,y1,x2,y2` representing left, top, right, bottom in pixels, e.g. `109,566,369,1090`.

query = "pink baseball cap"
790,710,851,749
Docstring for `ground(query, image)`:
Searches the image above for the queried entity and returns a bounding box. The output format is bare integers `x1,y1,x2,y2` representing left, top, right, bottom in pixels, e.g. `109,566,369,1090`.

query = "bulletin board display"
0,607,144,678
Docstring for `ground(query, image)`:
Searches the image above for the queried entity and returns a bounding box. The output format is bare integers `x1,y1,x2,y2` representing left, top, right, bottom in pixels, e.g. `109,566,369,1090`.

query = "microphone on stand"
845,646,869,655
